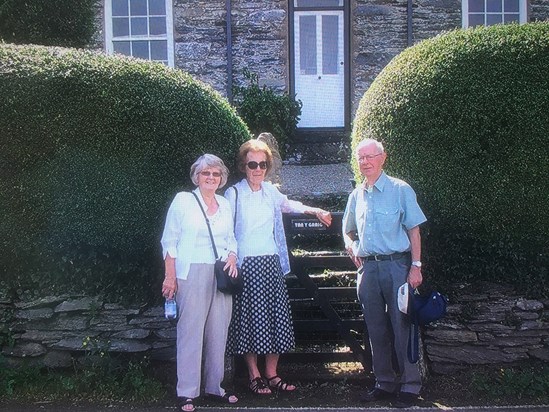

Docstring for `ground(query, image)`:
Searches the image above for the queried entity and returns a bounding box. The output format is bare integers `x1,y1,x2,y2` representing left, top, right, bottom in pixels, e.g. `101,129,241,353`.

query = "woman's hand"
162,275,177,299
305,208,332,227
224,252,239,278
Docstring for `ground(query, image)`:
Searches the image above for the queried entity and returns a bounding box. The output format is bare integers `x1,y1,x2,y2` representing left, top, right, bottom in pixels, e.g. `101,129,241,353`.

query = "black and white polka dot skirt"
228,254,295,355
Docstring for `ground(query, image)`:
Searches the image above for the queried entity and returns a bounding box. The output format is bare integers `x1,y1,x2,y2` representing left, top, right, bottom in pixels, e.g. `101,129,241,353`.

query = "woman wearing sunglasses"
161,154,239,412
225,139,332,395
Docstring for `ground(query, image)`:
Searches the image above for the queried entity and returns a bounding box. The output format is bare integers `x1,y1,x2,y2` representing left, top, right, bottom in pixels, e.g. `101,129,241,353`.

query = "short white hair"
189,154,229,188
355,138,385,155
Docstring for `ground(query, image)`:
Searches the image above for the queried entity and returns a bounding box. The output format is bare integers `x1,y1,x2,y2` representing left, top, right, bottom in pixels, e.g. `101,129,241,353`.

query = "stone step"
285,130,351,165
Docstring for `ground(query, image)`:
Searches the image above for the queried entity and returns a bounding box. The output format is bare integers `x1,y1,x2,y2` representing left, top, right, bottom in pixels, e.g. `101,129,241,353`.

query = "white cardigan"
161,188,237,280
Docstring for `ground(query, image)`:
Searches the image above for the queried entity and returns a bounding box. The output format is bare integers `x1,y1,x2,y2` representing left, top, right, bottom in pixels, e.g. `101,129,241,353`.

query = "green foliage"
0,353,166,401
0,43,251,304
0,0,98,47
472,365,549,400
233,69,302,157
351,23,549,297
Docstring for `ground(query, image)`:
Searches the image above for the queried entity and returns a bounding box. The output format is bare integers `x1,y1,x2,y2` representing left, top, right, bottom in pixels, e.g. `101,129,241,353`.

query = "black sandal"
177,398,195,412
249,377,271,395
266,375,296,392
204,392,239,404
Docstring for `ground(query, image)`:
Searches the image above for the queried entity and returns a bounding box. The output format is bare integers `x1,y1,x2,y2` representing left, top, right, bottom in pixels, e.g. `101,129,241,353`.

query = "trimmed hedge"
351,23,549,297
0,0,98,47
0,43,251,303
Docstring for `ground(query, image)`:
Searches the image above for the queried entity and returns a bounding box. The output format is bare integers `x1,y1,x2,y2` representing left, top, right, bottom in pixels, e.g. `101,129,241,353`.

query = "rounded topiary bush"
351,23,549,297
0,44,251,303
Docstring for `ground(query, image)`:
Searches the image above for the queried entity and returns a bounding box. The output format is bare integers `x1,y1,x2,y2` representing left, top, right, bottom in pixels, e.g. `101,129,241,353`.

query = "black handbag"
192,192,243,295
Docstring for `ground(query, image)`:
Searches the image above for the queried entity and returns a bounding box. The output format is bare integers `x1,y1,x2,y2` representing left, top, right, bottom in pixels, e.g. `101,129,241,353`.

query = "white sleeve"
160,193,184,259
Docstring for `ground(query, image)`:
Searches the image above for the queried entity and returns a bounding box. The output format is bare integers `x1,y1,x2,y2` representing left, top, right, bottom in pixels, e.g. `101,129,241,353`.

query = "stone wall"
172,0,288,96
424,283,549,375
2,283,547,374
0,296,176,369
94,1,549,126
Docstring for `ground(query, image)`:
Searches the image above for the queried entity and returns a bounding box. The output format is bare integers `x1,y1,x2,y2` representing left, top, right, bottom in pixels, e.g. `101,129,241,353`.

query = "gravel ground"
279,163,355,197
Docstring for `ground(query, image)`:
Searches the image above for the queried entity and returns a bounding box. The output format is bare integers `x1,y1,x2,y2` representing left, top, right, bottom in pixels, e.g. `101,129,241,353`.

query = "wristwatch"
411,261,422,268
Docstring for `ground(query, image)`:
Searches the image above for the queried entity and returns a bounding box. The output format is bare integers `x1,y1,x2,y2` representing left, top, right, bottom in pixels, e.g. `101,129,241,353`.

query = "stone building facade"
96,0,549,140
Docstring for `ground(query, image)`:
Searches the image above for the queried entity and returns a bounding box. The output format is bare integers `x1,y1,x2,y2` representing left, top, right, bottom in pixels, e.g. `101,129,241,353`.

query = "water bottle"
165,297,177,320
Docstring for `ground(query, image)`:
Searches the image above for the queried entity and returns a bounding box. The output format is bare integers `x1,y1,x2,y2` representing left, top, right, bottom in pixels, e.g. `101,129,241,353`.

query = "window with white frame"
462,0,527,28
105,0,174,67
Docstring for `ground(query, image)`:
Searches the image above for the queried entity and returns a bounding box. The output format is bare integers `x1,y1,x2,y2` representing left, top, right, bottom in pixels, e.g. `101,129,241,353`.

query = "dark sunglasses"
200,171,222,177
246,161,268,170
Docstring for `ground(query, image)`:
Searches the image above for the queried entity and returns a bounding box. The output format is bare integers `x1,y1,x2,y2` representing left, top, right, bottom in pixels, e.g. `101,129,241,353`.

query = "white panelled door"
294,10,344,128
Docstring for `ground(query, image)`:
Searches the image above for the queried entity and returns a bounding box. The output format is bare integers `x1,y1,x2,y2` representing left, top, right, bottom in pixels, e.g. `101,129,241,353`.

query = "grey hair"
189,154,229,188
355,138,385,155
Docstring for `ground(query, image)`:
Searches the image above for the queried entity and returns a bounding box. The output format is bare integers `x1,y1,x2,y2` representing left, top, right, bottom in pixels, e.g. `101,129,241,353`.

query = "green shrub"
0,0,98,47
0,43,251,304
351,23,549,297
232,69,302,157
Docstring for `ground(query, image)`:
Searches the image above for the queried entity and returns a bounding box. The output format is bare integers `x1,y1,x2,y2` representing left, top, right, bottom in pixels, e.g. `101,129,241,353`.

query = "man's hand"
407,265,423,289
346,246,362,269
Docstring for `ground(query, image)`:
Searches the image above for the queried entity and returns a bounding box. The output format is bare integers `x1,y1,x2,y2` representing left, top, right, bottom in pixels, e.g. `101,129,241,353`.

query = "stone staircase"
285,130,351,165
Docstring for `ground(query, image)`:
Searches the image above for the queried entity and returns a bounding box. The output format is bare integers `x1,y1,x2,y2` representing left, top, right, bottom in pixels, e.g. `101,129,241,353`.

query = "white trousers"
175,263,232,398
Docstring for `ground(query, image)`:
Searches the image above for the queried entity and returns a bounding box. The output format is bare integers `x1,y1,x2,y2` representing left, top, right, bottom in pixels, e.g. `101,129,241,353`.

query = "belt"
362,252,410,262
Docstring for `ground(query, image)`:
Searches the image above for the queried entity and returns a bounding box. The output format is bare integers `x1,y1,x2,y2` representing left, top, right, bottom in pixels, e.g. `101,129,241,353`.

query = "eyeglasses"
246,161,268,170
200,171,222,178
357,153,383,163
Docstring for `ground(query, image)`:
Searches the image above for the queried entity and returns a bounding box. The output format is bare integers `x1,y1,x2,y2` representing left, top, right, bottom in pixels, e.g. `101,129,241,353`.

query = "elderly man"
342,138,427,408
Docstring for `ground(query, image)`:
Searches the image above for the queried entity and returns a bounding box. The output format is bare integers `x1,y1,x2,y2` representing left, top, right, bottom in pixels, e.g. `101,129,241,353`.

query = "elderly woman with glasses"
225,139,332,395
161,154,239,412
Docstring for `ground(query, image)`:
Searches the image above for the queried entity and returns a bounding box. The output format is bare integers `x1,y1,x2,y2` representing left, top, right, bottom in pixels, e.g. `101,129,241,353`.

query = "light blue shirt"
342,172,427,256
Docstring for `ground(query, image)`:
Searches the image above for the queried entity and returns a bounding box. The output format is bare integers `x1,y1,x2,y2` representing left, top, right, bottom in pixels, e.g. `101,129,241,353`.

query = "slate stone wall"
95,1,549,123
424,283,549,374
1,283,548,374
172,0,288,96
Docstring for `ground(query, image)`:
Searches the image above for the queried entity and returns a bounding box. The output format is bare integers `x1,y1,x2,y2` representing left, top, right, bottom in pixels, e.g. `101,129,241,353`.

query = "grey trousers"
357,256,421,394
175,264,232,398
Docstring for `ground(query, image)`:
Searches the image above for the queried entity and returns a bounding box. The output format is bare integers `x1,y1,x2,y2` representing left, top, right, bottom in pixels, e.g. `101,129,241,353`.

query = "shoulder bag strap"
232,186,238,226
191,192,219,260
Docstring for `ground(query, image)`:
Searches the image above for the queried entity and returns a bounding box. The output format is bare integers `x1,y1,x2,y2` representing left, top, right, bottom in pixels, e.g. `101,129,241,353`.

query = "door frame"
289,0,351,133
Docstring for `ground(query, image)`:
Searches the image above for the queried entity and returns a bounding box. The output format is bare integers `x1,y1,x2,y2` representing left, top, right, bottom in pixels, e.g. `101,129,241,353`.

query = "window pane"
504,13,519,23
149,0,165,15
468,14,485,26
468,0,485,13
130,0,147,16
113,41,131,56
149,16,166,35
486,14,503,25
322,15,338,75
296,0,342,6
487,0,502,12
150,40,168,60
132,41,149,59
131,17,148,35
504,0,519,12
112,0,128,16
299,15,317,75
113,17,130,37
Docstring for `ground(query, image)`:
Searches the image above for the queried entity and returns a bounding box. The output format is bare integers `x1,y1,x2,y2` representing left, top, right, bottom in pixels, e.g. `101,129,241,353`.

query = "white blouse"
160,188,237,280
225,179,306,275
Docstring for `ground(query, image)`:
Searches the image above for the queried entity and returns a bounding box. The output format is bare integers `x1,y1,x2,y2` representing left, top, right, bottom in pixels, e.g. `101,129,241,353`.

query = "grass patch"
0,354,166,403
